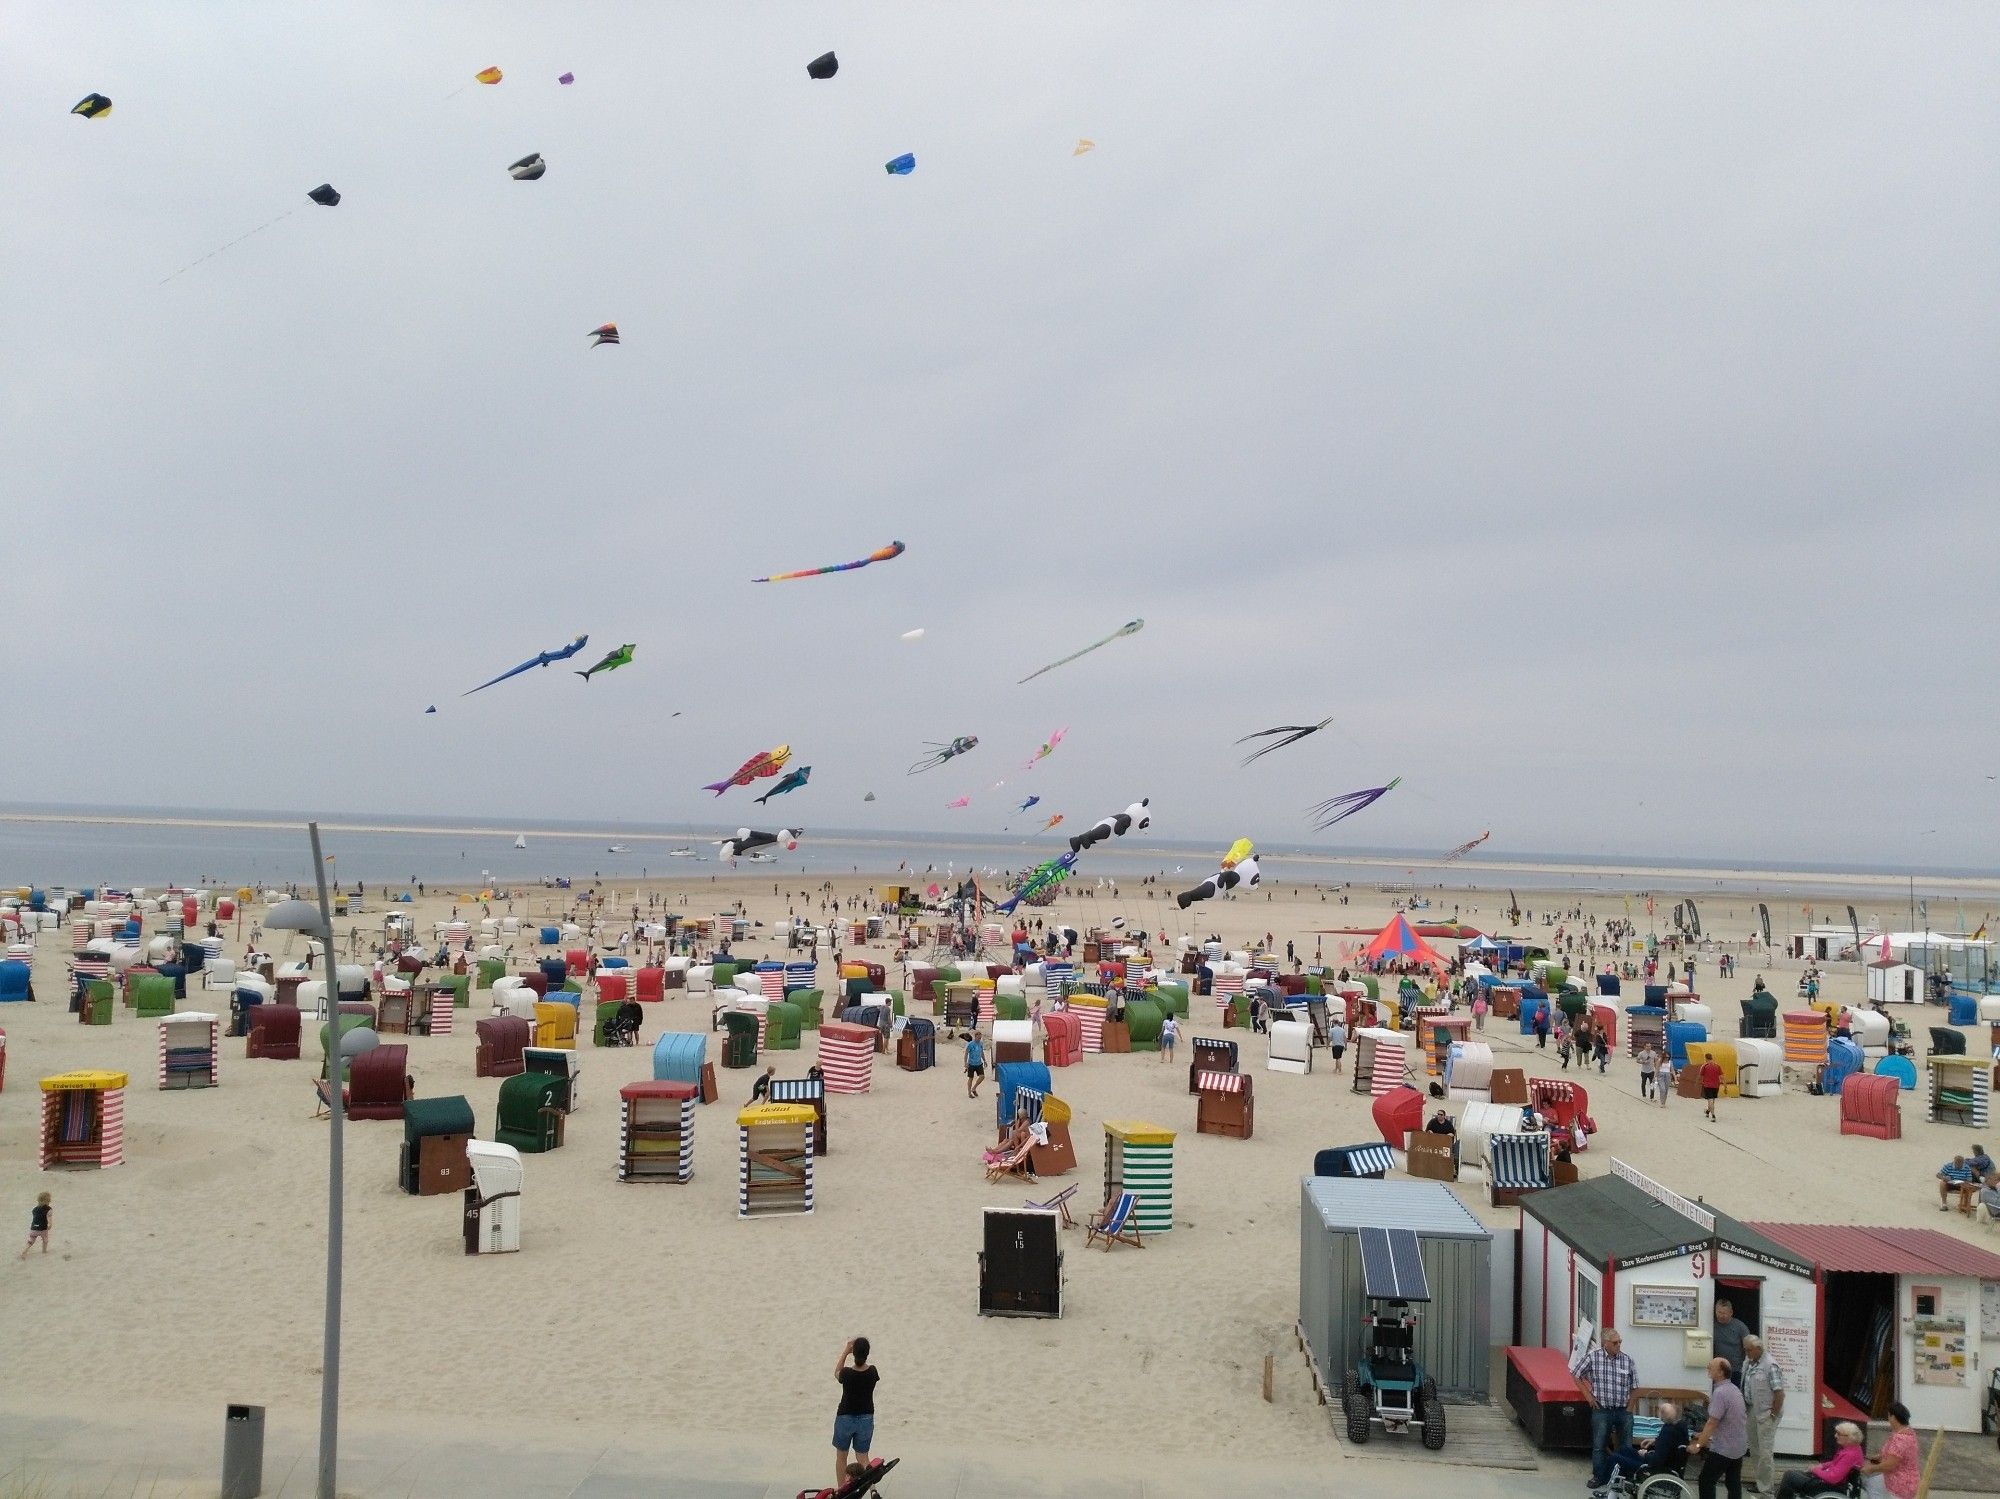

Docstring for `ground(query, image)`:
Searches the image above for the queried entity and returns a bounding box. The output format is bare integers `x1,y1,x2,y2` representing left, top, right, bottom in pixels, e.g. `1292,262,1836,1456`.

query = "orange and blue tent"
1360,914,1449,972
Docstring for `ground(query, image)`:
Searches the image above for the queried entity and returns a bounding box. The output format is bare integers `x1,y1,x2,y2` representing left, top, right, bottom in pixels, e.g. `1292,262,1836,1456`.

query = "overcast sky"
5,4,1996,867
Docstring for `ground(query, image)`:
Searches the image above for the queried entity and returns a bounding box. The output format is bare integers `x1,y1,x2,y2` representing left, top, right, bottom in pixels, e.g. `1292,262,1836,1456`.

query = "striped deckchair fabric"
1485,1131,1551,1190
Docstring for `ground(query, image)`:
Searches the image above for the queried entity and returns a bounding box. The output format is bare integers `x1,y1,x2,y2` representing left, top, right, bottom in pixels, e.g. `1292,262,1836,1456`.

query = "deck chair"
984,1136,1038,1184
1084,1189,1143,1251
1026,1183,1079,1228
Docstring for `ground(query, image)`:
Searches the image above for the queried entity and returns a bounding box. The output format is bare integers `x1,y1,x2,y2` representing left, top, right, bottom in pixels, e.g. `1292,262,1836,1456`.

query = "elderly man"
1712,1299,1750,1385
1937,1154,1979,1214
1739,1334,1785,1493
1593,1400,1691,1497
1690,1356,1749,1499
1576,1328,1639,1491
1980,1172,2000,1225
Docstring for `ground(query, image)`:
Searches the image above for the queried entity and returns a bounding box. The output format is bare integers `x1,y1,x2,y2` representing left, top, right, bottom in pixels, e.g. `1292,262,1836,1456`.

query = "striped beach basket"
1213,970,1244,1016
817,1021,875,1094
1103,1120,1174,1235
757,966,785,1002
157,1014,219,1089
784,961,816,993
737,1102,814,1216
1370,1038,1409,1097
71,921,90,951
1781,1011,1828,1069
39,1071,127,1169
1069,995,1106,1053
428,987,455,1037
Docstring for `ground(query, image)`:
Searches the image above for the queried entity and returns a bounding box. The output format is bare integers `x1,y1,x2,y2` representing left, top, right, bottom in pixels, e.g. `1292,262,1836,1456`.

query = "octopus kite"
1441,830,1490,862
1308,778,1400,830
753,540,905,584
908,735,977,775
1235,717,1332,767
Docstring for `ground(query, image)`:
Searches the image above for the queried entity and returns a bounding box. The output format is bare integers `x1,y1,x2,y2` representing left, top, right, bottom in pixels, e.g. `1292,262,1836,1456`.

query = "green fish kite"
575,643,635,682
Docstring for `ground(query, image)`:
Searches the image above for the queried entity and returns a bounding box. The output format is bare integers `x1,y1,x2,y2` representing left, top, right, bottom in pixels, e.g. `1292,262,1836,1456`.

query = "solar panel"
1358,1225,1431,1303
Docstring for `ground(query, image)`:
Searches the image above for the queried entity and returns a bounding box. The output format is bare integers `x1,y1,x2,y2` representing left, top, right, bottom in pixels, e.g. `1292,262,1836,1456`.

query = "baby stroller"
603,1000,643,1047
797,1455,898,1499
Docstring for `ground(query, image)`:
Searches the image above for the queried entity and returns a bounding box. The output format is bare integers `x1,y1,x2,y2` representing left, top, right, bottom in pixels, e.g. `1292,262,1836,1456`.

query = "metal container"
1299,1177,1493,1399
221,1403,264,1499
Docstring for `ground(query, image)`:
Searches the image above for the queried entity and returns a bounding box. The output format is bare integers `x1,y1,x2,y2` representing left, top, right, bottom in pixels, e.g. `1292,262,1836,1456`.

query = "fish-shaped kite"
1442,830,1490,863
575,643,634,681
1022,727,1067,768
1068,799,1150,855
463,634,589,696
1175,838,1260,909
754,764,811,804
718,827,798,860
996,850,1078,913
1308,777,1400,830
702,744,792,796
909,735,977,775
1235,716,1332,767
1018,618,1143,684
1016,795,1041,812
753,540,904,584
588,323,619,347
72,93,113,120
1038,813,1065,833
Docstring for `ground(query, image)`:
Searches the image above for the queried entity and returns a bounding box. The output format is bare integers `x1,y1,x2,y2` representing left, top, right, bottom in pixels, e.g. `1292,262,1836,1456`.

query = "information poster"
1911,1284,1967,1388
1762,1315,1813,1404
1983,1281,2000,1343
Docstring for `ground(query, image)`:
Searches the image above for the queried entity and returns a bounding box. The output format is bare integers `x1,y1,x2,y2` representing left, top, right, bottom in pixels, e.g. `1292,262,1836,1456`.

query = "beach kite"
863,792,877,802
946,796,971,809
424,705,437,714
885,153,916,175
574,643,634,682
475,66,504,85
1175,838,1260,909
462,634,588,696
508,153,546,181
1016,795,1041,813
996,851,1078,913
72,93,113,120
1069,799,1151,855
901,628,925,641
1018,618,1143,684
558,72,575,85
754,765,811,804
753,539,904,583
588,323,619,347
1038,813,1065,833
808,51,839,79
1441,830,1490,863
1308,777,1401,830
308,184,341,206
1235,717,1333,767
1073,139,1095,156
718,828,798,860
1022,727,1067,768
909,735,977,774
702,744,792,796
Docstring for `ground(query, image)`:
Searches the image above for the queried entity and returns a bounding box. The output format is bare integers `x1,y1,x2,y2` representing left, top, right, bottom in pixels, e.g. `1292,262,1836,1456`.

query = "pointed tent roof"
1362,914,1449,970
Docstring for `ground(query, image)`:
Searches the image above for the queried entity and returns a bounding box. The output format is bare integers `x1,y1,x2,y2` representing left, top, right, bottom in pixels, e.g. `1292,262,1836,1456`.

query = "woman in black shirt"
832,1336,879,1487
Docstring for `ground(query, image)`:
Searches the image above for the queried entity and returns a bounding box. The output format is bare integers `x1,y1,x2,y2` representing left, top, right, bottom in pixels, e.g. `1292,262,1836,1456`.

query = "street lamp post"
263,823,344,1499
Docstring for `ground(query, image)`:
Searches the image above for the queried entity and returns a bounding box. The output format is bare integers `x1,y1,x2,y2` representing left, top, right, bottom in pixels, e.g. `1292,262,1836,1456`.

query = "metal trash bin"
222,1403,264,1499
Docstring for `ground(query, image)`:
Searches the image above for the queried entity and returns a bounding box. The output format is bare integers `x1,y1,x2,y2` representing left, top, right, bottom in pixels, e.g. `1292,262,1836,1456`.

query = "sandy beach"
2,868,1993,1495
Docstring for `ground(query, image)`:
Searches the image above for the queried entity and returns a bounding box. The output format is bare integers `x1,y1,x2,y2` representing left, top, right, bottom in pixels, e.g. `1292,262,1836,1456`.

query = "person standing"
1576,1329,1639,1492
964,1033,985,1099
19,1192,52,1259
1327,1016,1347,1074
1739,1334,1784,1494
1712,1300,1750,1386
831,1336,879,1488
1690,1357,1749,1499
1533,1005,1551,1050
1159,1011,1178,1064
1594,1027,1611,1074
1654,1057,1674,1108
1471,990,1488,1031
1636,1043,1660,1100
1700,1052,1724,1121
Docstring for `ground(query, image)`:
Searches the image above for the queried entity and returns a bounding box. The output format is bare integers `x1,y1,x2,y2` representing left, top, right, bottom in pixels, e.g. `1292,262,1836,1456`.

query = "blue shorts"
833,1413,873,1452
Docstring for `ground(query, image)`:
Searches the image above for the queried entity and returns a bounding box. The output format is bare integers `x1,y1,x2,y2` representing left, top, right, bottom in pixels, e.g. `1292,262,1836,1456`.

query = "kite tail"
575,670,590,681
702,780,733,796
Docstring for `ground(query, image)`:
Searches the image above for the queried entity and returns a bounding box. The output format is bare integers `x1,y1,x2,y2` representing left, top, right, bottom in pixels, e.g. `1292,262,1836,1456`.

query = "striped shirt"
1939,1160,1976,1185
1578,1347,1636,1409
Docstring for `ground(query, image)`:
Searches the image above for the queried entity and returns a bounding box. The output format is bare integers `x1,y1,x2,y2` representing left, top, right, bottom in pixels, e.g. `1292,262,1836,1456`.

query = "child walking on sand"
964,1033,985,1098
20,1193,51,1258
1159,1012,1178,1063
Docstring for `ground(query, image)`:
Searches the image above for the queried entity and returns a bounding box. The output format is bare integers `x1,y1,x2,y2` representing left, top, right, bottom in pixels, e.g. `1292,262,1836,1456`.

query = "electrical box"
1683,1329,1713,1369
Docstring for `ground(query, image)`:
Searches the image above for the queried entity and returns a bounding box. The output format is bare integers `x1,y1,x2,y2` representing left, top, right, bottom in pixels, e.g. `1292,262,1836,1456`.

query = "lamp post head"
265,898,330,937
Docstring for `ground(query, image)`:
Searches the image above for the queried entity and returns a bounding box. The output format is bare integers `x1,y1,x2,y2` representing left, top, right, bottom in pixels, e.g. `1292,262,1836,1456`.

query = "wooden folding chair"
1084,1189,1143,1251
1026,1183,1079,1227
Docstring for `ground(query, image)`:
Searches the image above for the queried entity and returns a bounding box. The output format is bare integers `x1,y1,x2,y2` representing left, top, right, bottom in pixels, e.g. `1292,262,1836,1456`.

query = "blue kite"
462,634,589,696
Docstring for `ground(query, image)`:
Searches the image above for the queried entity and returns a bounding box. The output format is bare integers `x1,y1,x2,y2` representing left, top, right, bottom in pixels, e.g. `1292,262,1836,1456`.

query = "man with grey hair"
1690,1356,1749,1499
1593,1399,1691,1496
1739,1334,1784,1493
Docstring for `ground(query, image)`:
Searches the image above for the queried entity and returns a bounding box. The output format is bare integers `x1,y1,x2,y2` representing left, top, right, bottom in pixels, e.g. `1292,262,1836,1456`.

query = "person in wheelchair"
1593,1400,1690,1495
1772,1420,1866,1497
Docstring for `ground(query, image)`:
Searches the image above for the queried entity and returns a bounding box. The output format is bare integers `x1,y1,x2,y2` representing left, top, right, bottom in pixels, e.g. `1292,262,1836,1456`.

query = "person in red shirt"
1699,1055,1724,1121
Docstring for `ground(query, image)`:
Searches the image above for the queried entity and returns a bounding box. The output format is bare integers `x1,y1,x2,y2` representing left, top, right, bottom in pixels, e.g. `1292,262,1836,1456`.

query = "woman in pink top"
1863,1402,1920,1499
1773,1421,1864,1496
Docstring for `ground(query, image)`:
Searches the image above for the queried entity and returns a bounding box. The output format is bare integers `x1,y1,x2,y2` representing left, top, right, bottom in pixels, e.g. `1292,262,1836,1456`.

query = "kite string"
157,207,299,286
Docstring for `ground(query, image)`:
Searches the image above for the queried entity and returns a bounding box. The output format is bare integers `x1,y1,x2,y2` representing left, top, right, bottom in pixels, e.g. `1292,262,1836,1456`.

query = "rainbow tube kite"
752,540,904,583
